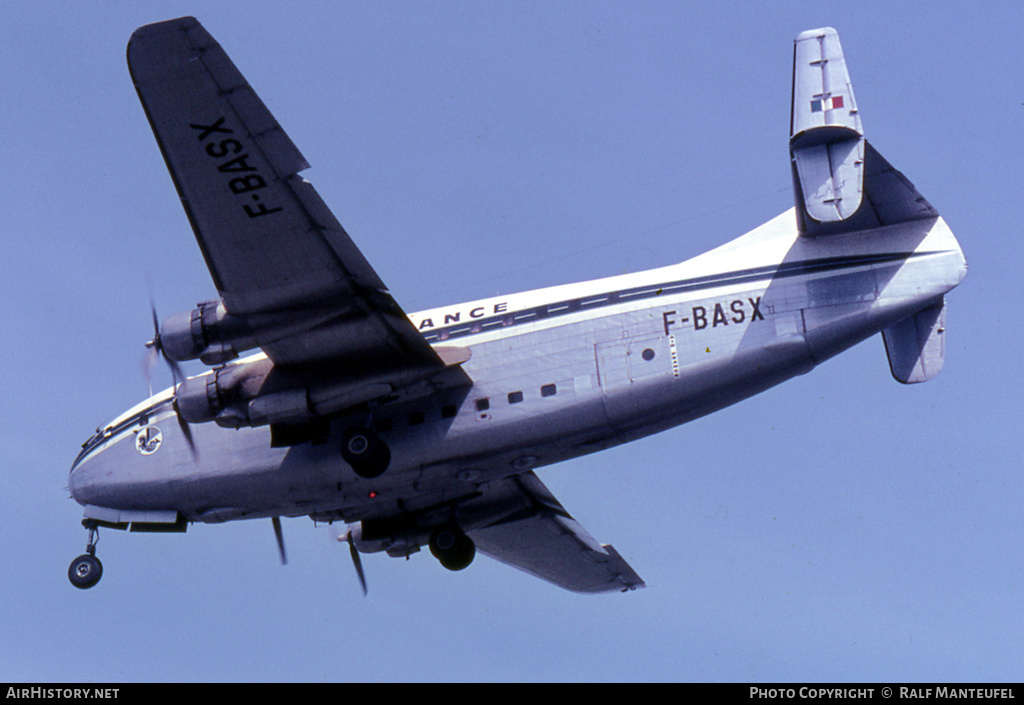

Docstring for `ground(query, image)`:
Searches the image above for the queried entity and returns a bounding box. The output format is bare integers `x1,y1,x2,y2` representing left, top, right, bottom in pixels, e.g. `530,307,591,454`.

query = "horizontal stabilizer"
882,298,947,384
789,28,938,236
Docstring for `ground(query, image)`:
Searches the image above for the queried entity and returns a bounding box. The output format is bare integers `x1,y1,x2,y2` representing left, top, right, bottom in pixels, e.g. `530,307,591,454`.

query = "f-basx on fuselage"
67,20,966,593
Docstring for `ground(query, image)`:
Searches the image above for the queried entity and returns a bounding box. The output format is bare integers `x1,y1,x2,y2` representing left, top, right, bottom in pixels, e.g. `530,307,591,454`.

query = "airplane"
67,18,966,594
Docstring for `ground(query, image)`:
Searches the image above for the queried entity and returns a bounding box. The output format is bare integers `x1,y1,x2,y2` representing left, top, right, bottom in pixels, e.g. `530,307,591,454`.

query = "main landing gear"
429,526,476,571
68,520,103,590
341,427,391,479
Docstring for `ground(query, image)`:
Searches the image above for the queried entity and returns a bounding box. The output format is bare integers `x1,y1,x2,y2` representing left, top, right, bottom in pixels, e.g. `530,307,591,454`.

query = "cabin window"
475,398,490,412
541,384,557,397
374,418,393,432
508,391,524,404
641,348,656,361
409,411,425,425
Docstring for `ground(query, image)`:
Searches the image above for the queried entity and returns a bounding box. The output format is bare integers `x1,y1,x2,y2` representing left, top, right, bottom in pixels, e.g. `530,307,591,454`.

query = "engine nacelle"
160,300,249,366
175,357,276,427
350,521,422,558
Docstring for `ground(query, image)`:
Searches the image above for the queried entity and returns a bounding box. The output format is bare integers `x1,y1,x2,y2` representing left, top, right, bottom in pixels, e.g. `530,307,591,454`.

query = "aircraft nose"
68,461,84,504
68,445,114,508
69,456,109,508
68,422,191,512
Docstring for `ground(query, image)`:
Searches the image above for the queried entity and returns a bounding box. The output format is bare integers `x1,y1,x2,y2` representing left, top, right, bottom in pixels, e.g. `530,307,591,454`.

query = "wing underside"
128,17,443,373
468,473,645,594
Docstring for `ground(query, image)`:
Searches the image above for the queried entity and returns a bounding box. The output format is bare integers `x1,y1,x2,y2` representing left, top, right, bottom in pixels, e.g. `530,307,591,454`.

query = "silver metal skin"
68,23,965,593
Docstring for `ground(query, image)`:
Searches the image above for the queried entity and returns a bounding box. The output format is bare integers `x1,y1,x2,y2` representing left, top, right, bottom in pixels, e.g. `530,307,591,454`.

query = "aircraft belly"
598,331,814,439
184,427,295,520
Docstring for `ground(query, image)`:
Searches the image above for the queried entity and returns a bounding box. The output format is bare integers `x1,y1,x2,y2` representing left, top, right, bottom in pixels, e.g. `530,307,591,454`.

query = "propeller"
330,524,368,596
346,530,368,597
143,295,186,391
171,398,198,460
272,517,288,565
143,294,198,460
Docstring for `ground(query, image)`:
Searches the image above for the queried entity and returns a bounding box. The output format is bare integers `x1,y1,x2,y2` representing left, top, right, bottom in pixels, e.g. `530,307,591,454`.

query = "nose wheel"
68,521,103,589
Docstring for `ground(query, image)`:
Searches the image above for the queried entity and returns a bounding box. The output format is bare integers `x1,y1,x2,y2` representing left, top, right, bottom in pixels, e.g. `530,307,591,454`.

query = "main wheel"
429,527,476,571
341,428,391,479
68,554,103,589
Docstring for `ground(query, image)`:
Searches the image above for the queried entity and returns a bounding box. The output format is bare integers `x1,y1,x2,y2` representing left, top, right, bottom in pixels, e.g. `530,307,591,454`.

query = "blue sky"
2,1,1022,682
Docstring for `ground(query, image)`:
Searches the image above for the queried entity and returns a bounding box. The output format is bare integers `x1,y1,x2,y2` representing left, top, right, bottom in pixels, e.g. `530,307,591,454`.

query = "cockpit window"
73,398,175,468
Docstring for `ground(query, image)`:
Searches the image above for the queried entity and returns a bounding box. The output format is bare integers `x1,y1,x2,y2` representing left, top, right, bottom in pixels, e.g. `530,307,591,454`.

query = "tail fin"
790,28,938,236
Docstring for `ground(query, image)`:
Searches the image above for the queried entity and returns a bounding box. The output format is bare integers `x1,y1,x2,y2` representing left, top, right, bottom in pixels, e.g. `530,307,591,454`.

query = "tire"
68,554,103,589
429,527,476,571
341,428,390,479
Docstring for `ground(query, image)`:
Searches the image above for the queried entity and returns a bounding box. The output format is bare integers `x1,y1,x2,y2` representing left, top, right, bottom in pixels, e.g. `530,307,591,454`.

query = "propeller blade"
147,292,200,461
172,398,198,461
143,296,163,397
166,356,186,389
148,290,161,339
346,530,368,597
142,345,159,398
145,290,186,387
272,517,288,566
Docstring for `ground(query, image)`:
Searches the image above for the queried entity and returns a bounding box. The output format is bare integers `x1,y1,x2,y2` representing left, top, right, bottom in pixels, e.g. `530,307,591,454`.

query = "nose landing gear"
68,520,103,590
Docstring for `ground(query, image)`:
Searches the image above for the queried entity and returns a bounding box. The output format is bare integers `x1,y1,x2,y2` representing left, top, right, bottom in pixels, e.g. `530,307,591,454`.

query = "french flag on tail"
810,94,844,112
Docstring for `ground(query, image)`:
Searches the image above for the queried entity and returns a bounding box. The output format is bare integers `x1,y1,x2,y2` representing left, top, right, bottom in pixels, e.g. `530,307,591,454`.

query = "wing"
468,472,645,594
127,17,444,374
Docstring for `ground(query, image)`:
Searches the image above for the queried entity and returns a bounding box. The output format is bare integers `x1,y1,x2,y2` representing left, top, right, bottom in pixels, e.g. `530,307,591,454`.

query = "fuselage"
69,208,966,525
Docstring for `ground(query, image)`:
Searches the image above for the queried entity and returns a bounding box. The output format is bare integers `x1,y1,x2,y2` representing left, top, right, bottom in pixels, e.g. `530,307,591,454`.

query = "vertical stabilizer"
790,28,938,236
790,28,865,227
